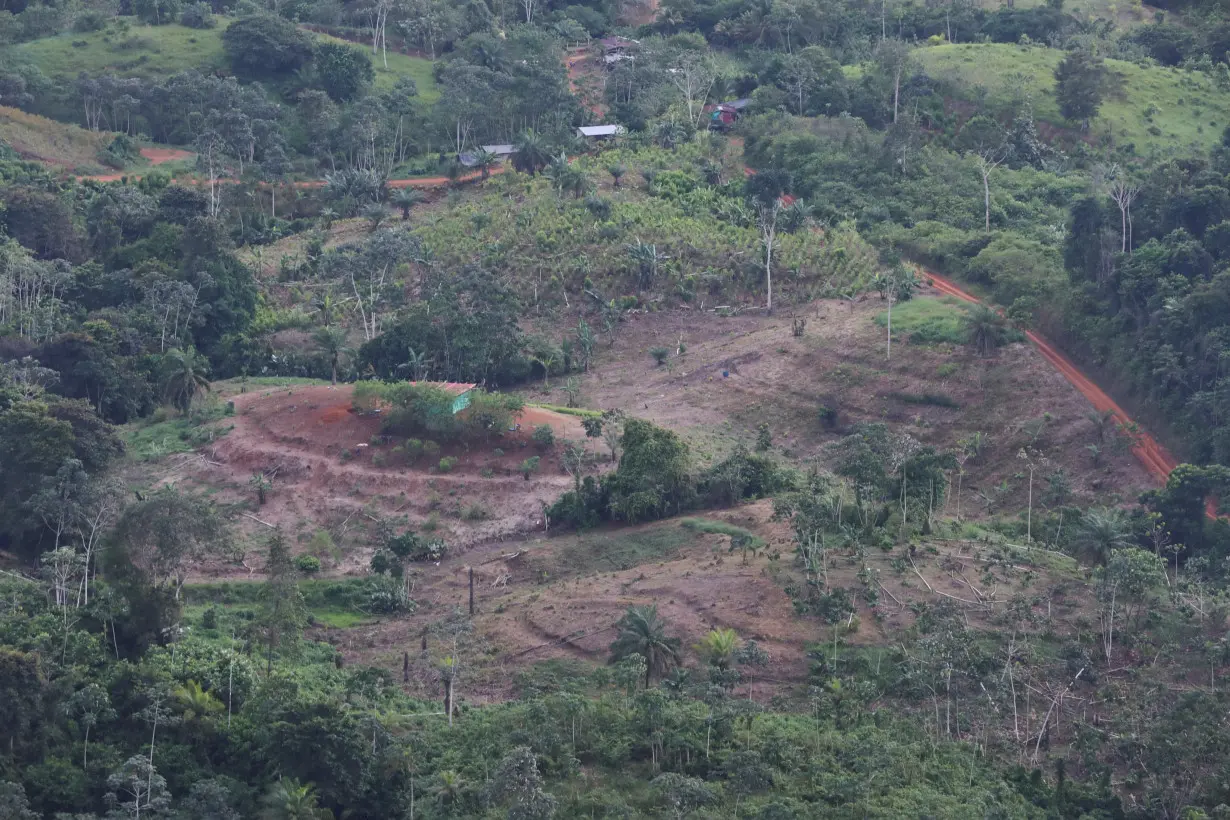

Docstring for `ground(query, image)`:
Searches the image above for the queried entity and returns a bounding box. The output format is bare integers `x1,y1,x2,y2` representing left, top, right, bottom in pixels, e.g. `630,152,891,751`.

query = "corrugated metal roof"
577,125,625,137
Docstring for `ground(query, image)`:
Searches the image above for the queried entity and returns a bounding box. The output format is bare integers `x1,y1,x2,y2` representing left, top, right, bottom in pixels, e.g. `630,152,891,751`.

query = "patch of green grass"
320,35,438,100
551,525,696,574
309,607,372,628
16,23,229,83
530,403,603,418
679,517,765,547
185,577,381,624
874,297,970,346
212,376,331,397
916,43,1230,154
123,403,234,461
18,22,438,111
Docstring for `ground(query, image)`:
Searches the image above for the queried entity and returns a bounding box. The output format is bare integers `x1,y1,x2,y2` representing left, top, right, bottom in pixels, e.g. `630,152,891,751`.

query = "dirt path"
925,270,1179,484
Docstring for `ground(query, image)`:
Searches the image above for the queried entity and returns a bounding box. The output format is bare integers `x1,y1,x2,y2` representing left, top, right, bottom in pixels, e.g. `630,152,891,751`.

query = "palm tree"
512,129,552,176
609,604,682,689
316,290,343,327
546,153,587,199
1071,507,1134,565
161,347,211,413
607,162,627,189
431,770,467,814
173,680,222,723
259,778,333,820
391,188,425,221
313,326,350,385
1086,408,1116,443
362,202,388,233
402,346,430,381
470,148,499,180
695,628,738,670
963,304,1011,357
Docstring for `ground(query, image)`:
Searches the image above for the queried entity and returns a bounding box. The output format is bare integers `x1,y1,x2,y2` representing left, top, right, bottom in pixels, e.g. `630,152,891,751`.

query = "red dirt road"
925,271,1179,484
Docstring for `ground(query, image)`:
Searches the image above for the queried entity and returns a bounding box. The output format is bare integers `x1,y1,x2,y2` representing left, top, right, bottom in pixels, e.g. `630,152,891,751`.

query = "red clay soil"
566,46,605,117
925,271,1179,484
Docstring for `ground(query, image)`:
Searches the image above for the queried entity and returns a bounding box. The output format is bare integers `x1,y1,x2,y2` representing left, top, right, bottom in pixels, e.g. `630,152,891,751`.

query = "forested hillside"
4,0,1230,815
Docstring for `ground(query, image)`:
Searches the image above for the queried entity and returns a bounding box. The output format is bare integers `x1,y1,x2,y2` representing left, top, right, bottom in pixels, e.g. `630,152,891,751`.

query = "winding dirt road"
926,271,1179,484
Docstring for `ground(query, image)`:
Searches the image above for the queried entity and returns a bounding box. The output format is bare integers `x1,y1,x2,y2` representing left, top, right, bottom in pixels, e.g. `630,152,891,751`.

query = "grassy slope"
16,23,229,81
15,21,437,104
0,105,113,169
917,42,1230,154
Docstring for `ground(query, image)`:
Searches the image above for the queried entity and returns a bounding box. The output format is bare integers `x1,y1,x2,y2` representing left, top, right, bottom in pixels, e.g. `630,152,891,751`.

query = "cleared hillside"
15,20,438,100
918,42,1230,153
0,105,114,170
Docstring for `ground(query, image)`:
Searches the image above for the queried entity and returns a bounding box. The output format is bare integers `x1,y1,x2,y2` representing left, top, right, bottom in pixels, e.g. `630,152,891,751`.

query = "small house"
458,144,516,167
408,382,477,414
707,98,751,130
577,125,625,140
599,35,639,69
599,35,640,54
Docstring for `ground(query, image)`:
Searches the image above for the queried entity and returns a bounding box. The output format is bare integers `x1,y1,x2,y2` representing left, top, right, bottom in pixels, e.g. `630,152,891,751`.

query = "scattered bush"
295,554,322,574
438,456,458,473
649,346,670,365
72,10,109,31
180,2,214,28
532,425,556,450
520,456,541,480
462,503,489,521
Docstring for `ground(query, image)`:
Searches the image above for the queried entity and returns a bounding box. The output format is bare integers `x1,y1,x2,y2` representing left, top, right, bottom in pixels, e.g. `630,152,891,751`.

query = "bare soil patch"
170,384,587,577
567,288,1153,514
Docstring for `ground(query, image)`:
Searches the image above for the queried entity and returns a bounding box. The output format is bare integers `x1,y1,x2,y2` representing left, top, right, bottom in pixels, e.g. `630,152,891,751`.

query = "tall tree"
312,326,350,385
1054,50,1105,128
258,528,307,675
159,347,211,413
609,604,682,688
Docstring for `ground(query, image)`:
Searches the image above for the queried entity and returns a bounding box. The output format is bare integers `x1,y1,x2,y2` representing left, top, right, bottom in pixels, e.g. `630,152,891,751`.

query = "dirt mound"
174,385,589,577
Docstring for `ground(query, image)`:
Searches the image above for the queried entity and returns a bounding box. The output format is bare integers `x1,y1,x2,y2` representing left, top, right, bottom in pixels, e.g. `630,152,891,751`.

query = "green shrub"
649,346,670,365
520,456,541,480
532,425,555,450
936,362,960,378
438,456,458,473
888,391,961,409
423,440,441,459
679,517,765,548
295,555,322,574
462,503,489,521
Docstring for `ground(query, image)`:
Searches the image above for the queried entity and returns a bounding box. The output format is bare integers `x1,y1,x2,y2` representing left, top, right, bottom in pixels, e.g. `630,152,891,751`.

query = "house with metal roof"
458,144,516,167
576,125,625,139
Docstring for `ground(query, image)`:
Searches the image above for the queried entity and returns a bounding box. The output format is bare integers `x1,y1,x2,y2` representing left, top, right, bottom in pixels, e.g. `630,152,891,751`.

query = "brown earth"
169,384,586,577
309,499,1097,707
560,289,1154,515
